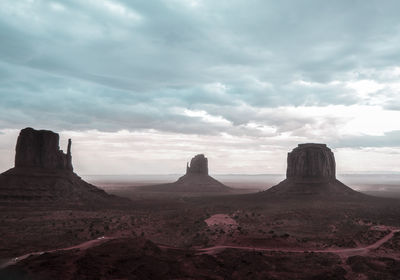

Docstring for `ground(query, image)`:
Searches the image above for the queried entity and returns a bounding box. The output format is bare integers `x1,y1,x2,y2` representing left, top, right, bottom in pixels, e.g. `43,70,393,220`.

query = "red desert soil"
0,236,117,269
2,225,398,270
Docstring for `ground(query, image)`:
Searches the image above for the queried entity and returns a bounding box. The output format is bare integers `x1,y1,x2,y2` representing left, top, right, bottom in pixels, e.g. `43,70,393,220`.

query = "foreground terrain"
1,182,400,279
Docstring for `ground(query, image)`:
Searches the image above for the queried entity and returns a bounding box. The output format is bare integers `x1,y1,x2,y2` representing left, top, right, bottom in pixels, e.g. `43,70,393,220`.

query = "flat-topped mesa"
286,143,335,182
186,154,208,175
15,127,73,171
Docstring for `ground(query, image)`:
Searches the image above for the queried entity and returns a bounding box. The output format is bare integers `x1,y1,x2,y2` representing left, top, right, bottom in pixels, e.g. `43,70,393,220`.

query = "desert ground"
1,174,400,279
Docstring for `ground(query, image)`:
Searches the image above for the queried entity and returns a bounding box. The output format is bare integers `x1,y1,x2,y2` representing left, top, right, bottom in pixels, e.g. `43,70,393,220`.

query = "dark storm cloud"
1,0,400,142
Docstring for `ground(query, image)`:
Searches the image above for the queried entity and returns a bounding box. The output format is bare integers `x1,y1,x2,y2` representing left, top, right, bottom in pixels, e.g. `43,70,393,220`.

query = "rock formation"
286,144,335,182
0,127,127,206
265,143,362,197
138,154,232,193
186,154,208,175
15,127,73,171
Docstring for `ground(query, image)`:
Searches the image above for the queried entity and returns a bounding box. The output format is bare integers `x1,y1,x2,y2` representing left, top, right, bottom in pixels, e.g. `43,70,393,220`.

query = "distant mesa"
265,143,362,197
0,127,126,205
186,154,208,175
138,154,232,193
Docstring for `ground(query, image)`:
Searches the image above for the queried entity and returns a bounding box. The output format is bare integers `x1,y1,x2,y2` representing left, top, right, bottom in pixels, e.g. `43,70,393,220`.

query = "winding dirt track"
197,229,400,257
1,228,399,269
0,236,115,269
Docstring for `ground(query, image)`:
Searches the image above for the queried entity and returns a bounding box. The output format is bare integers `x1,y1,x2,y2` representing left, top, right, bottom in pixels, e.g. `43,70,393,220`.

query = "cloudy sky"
1,0,400,175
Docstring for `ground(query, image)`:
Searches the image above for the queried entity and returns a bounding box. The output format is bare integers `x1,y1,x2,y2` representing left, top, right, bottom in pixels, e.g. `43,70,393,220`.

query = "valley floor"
1,187,400,279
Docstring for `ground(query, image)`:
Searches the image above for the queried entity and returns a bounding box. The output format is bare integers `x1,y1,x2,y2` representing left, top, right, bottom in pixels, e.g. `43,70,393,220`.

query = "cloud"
1,1,400,173
335,130,400,148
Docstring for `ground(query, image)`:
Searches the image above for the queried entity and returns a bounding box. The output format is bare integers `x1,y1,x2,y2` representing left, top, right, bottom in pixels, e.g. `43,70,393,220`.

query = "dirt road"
198,228,400,257
0,236,115,269
1,228,399,269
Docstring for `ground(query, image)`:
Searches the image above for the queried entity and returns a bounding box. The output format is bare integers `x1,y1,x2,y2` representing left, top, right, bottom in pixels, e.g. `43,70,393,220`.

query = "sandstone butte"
0,127,126,206
265,143,363,197
139,154,232,193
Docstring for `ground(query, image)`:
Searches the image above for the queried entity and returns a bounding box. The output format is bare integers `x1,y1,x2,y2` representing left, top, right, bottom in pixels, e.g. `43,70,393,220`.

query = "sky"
1,0,400,175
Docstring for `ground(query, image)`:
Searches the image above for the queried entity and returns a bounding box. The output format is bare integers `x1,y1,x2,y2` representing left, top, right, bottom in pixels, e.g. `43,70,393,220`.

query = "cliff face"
286,143,335,182
14,127,73,171
186,154,208,175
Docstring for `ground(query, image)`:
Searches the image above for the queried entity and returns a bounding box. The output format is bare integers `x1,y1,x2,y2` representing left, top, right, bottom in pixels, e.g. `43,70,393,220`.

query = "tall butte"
265,143,361,197
14,127,74,172
139,154,232,193
186,154,208,175
0,127,126,205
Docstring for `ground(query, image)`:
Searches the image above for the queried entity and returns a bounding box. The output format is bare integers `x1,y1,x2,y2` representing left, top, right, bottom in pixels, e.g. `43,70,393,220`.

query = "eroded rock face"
186,154,208,175
15,127,73,171
286,143,335,182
